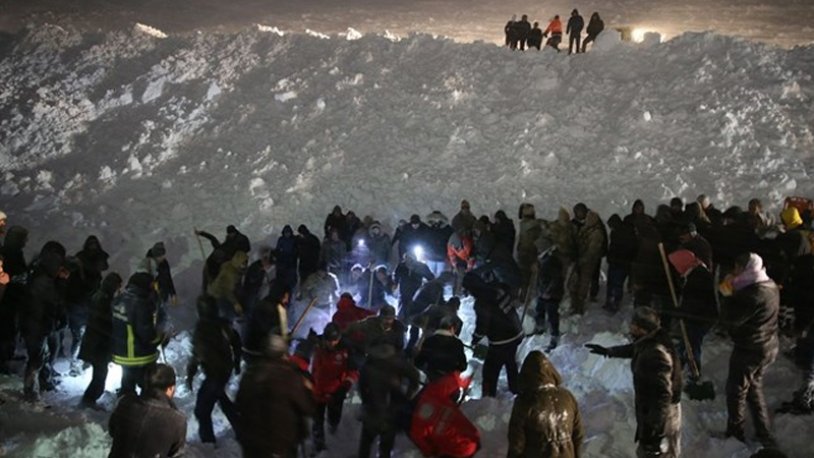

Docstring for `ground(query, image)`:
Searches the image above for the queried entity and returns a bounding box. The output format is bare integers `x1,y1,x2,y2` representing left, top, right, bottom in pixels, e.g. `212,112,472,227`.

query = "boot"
546,336,559,352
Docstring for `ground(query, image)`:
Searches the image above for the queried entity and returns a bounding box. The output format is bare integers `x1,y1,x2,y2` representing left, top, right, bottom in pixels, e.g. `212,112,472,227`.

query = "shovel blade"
685,380,716,401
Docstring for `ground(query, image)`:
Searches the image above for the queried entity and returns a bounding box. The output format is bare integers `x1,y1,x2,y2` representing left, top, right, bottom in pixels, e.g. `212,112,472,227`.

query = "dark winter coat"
20,252,64,341
507,352,584,458
574,211,607,265
608,330,682,453
141,255,176,303
415,329,467,381
345,315,406,353
241,259,274,303
324,208,346,239
320,237,348,273
359,347,421,432
464,273,522,345
0,226,28,319
75,235,110,294
188,317,241,382
681,234,713,271
538,249,565,301
108,391,187,458
566,15,584,36
678,266,718,330
395,258,435,318
527,28,543,49
607,218,638,266
426,214,455,263
586,16,604,37
721,281,779,354
243,298,288,355
515,19,532,41
357,269,395,309
395,222,432,258
421,302,463,335
275,230,299,271
78,275,120,365
236,357,315,457
452,211,477,235
111,284,160,367
492,213,516,254
297,231,322,279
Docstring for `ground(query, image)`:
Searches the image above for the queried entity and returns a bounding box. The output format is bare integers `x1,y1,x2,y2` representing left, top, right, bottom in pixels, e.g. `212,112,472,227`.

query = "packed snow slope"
2,24,814,284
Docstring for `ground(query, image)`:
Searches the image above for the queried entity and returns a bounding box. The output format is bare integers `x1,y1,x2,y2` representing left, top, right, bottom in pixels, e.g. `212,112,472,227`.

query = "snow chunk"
344,28,363,41
142,77,166,103
274,91,298,102
134,23,168,39
256,24,285,36
206,81,222,101
305,29,330,40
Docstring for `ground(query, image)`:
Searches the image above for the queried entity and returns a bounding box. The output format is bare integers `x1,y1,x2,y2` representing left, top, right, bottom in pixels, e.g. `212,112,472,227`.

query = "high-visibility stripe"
127,325,135,359
112,353,159,366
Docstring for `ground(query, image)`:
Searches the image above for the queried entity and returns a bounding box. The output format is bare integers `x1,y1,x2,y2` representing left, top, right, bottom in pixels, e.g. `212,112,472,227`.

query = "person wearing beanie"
720,253,779,445
344,304,406,355
566,8,584,55
452,200,476,235
678,221,713,270
585,307,683,458
236,333,315,458
781,206,803,230
108,364,187,458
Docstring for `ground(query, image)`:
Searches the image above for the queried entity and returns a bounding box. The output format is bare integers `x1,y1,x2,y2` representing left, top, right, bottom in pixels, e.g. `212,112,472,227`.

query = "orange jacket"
447,234,475,270
545,18,563,35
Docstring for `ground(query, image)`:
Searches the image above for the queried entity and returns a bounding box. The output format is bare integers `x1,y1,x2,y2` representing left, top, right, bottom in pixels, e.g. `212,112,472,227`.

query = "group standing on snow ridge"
0,191,811,457
505,9,604,53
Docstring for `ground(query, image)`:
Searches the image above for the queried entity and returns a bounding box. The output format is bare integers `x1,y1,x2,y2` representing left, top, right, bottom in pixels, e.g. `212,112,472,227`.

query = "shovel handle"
658,243,701,379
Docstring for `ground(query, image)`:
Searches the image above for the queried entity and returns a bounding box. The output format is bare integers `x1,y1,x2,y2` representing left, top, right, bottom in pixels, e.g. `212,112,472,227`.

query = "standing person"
243,282,292,359
582,12,605,52
78,272,123,410
358,343,421,458
137,242,177,333
108,364,187,458
505,15,518,49
394,253,435,355
311,323,357,453
207,250,248,320
414,315,467,381
238,335,315,458
585,307,683,458
544,15,564,51
465,273,523,397
394,215,431,260
516,203,543,298
491,210,516,255
426,211,454,278
605,214,637,312
296,224,322,283
566,9,585,54
112,272,166,396
526,22,543,50
321,228,349,282
515,15,532,51
276,225,300,292
324,205,347,239
719,253,779,445
186,295,241,445
367,222,392,267
507,351,584,458
534,235,564,351
240,248,276,314
568,204,607,315
68,236,110,374
21,250,68,401
452,200,477,235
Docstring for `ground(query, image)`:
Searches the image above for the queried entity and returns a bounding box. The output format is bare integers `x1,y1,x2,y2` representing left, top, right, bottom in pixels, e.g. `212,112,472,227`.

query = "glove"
585,343,610,356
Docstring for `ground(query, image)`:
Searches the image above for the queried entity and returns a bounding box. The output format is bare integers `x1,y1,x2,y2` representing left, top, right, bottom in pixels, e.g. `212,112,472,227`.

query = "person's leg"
327,387,348,432
23,335,45,400
215,379,239,431
504,341,520,394
195,376,220,443
379,427,396,458
358,423,376,458
575,34,582,53
590,258,602,300
534,297,548,334
82,360,109,404
481,345,500,397
725,350,757,439
546,299,561,349
313,402,328,450
747,351,777,440
569,34,576,54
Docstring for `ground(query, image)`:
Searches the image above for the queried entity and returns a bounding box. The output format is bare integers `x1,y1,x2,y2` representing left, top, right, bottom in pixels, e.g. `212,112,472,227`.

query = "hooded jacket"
464,273,522,345
311,339,358,403
111,280,161,367
207,251,248,307
507,352,583,458
574,211,607,264
78,273,121,365
426,212,455,262
722,263,779,354
332,295,375,331
21,251,64,340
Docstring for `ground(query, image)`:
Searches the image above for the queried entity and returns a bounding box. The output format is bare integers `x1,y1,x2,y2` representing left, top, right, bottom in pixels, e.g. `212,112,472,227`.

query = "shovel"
658,243,715,401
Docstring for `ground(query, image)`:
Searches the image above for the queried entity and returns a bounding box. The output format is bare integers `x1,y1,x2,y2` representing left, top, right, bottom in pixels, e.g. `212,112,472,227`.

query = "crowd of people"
504,9,605,53
0,190,812,457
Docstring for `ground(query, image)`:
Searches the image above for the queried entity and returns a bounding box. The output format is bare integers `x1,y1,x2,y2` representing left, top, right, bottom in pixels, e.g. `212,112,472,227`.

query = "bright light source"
632,28,651,43
413,245,425,261
358,239,366,247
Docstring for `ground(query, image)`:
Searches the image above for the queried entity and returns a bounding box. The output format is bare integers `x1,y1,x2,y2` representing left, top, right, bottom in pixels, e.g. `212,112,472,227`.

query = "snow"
0,21,813,458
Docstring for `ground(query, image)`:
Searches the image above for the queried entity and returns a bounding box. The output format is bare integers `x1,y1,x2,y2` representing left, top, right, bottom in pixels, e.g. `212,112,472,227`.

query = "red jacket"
545,18,563,35
332,295,375,331
409,372,480,458
447,235,475,270
311,343,358,403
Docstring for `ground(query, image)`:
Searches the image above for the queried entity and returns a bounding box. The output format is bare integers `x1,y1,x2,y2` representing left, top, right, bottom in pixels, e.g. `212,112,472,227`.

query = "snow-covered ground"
1,22,813,458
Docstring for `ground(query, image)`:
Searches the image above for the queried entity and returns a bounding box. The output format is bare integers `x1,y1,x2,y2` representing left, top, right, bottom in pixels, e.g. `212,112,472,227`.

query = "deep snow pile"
1,24,814,457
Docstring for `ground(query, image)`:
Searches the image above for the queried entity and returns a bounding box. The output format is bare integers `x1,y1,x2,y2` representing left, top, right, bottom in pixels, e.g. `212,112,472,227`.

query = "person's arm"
196,231,221,249
229,326,242,374
506,400,527,458
131,298,159,346
637,345,676,444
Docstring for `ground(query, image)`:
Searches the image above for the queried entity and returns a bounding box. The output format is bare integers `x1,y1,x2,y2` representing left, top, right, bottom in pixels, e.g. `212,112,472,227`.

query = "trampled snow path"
0,25,813,457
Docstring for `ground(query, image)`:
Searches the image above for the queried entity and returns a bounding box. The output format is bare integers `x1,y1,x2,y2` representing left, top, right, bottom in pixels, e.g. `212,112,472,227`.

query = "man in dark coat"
237,335,315,458
465,272,523,397
720,253,779,445
108,364,187,458
425,211,454,277
68,236,111,372
508,351,584,458
581,12,604,52
414,316,467,381
526,22,544,50
605,214,637,312
324,205,346,239
393,215,431,260
21,249,68,401
111,272,164,396
535,243,564,351
566,9,585,54
358,342,421,458
515,15,532,51
345,305,406,355
505,15,518,49
275,225,299,292
296,224,322,282
394,253,434,354
79,272,123,409
243,281,291,359
187,295,241,444
586,307,683,458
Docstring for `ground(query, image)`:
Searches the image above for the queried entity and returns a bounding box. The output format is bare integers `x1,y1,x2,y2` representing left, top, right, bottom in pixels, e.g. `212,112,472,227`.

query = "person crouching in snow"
507,351,583,458
186,295,241,445
585,307,682,458
409,371,481,458
310,322,357,453
414,314,467,382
